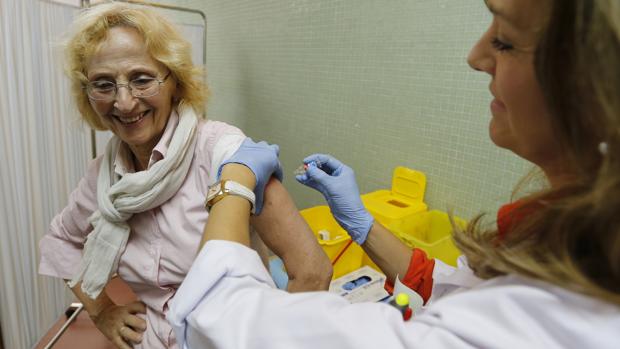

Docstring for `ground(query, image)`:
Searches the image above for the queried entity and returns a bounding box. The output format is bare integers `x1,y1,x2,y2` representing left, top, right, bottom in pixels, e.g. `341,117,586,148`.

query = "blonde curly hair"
65,1,208,130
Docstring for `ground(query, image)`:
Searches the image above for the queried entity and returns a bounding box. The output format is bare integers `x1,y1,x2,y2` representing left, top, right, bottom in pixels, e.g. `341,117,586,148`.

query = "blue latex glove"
295,154,374,244
218,138,283,215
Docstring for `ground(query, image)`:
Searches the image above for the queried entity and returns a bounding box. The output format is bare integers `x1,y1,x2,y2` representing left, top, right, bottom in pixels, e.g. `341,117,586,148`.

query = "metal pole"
42,303,84,349
113,0,207,68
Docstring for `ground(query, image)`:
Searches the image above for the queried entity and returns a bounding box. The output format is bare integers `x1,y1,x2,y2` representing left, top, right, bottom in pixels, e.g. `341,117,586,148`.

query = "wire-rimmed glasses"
84,72,171,101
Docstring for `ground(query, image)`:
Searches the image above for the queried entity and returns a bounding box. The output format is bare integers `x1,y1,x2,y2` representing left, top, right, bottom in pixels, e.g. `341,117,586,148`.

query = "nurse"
168,0,620,348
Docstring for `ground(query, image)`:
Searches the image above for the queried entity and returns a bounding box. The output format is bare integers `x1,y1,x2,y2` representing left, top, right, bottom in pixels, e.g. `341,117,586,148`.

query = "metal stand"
43,303,84,349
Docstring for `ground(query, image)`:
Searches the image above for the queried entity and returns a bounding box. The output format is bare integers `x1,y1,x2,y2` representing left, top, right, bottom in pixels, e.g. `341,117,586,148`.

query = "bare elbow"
286,251,333,292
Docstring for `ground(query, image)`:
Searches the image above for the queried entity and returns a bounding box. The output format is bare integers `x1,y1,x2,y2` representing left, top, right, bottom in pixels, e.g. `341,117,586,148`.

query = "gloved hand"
295,154,374,244
219,138,283,215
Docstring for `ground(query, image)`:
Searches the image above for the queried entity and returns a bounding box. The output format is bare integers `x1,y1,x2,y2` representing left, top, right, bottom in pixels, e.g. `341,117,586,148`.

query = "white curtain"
0,0,90,348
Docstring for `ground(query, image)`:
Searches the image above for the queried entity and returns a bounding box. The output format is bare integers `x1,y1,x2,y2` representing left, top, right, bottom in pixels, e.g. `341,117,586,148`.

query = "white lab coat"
168,241,620,349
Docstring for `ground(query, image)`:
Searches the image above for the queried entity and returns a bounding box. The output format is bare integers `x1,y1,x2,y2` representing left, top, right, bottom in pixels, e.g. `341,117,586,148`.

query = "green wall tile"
162,0,531,220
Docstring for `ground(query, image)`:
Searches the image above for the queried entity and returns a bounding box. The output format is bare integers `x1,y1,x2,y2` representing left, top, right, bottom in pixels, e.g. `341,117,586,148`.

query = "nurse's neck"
541,162,577,190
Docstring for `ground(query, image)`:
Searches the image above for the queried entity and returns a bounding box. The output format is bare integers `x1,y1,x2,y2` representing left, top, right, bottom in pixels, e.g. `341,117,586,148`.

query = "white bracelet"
205,180,256,214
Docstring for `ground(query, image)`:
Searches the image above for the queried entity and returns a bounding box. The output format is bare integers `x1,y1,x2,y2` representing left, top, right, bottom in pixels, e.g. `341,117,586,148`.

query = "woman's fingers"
124,312,147,332
119,324,144,344
122,303,147,344
91,301,147,348
113,334,132,349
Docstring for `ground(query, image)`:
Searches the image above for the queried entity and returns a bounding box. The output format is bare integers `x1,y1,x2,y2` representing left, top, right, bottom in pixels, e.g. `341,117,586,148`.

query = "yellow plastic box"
392,210,465,266
300,205,366,279
300,166,465,276
361,166,427,233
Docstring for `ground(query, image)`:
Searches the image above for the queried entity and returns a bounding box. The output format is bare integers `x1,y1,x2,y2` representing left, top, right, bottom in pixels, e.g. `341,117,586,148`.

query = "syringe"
293,160,323,176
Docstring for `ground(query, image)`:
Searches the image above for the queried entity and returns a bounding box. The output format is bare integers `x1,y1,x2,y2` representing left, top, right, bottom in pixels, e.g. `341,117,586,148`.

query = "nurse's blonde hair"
455,0,620,305
65,1,208,130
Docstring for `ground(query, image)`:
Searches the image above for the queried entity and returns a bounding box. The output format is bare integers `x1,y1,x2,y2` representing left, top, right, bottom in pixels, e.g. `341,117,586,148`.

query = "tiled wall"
158,0,531,220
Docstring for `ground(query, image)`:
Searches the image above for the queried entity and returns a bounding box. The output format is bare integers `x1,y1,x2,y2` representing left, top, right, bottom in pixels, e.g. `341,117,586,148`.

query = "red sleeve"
384,248,435,304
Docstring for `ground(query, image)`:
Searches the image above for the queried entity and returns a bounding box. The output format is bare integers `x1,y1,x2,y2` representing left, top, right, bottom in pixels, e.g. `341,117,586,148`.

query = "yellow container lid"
391,166,426,202
363,166,427,214
362,166,428,231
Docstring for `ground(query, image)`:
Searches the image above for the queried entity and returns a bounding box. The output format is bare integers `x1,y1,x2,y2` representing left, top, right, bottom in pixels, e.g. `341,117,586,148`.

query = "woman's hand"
91,301,147,349
295,154,374,244
218,138,283,214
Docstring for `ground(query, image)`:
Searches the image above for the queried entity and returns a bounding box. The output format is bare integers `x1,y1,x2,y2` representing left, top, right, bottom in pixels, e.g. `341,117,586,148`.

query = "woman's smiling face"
467,0,566,179
86,26,177,158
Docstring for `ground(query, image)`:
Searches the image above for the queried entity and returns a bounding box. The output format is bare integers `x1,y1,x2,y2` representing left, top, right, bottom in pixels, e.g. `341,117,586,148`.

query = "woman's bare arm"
251,178,332,292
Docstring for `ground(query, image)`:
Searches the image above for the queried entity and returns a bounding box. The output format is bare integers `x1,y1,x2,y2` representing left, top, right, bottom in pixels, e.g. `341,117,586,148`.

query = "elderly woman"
38,3,331,349
169,0,620,348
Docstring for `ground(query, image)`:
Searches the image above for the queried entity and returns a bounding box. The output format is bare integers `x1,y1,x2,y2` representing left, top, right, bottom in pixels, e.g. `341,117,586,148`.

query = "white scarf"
69,106,199,299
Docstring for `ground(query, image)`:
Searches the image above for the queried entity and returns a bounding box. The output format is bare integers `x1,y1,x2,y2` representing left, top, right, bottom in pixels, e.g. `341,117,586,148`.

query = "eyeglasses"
84,72,171,101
